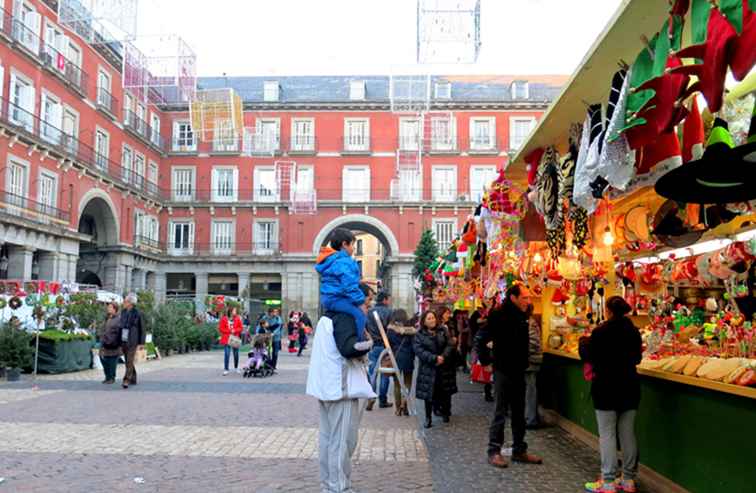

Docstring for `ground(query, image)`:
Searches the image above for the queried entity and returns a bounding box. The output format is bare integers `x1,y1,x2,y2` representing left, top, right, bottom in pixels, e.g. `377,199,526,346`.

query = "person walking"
435,306,458,417
387,308,416,416
264,308,283,370
478,284,543,468
219,306,243,375
120,293,145,389
98,302,122,384
580,296,642,493
365,292,392,410
413,310,457,428
525,304,543,429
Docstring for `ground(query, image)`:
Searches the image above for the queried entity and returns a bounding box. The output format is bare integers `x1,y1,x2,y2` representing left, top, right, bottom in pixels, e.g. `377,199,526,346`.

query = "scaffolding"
390,74,431,114
123,35,197,106
417,0,481,64
189,89,244,144
58,0,138,45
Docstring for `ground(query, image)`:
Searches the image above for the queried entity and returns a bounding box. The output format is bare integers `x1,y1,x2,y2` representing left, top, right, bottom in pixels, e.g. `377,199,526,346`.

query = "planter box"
34,339,95,374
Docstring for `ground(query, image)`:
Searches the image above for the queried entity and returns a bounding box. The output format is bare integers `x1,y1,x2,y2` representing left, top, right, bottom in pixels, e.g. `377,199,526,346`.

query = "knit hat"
636,130,682,176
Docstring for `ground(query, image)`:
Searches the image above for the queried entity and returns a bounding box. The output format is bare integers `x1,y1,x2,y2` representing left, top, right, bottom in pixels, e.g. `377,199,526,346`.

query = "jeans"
367,345,390,404
271,339,281,369
596,409,638,482
224,345,239,371
298,336,307,356
488,371,527,456
323,298,366,337
525,371,539,426
100,355,118,381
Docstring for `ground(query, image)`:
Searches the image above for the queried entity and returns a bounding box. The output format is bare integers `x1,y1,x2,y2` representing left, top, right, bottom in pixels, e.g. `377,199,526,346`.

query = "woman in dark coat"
453,310,471,372
435,306,459,417
97,302,122,384
579,296,642,493
387,309,416,416
413,310,457,428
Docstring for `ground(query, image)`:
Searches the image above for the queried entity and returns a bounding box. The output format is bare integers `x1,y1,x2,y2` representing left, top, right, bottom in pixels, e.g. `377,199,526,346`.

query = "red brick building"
0,0,563,314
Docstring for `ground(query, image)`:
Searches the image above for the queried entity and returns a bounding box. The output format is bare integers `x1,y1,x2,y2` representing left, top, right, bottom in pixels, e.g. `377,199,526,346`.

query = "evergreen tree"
413,229,439,278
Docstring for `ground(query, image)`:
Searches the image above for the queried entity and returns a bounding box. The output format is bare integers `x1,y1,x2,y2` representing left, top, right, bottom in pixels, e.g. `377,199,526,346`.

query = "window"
9,72,35,131
211,220,234,255
432,166,457,201
38,170,57,211
431,116,456,150
123,93,133,124
40,92,63,144
134,153,145,189
169,221,194,255
294,165,314,192
136,104,146,135
356,239,364,256
147,161,158,194
470,117,496,150
399,118,420,150
376,259,381,275
95,129,109,170
121,145,133,182
344,118,369,151
396,168,421,201
44,22,69,69
14,2,40,53
264,81,279,102
342,166,370,202
433,220,456,251
349,80,365,100
62,107,78,152
435,82,451,99
253,119,280,153
212,167,238,202
172,121,195,151
509,117,536,151
511,81,529,100
470,166,498,202
254,167,277,202
291,119,314,151
67,43,81,70
212,119,237,152
172,167,195,202
150,113,161,146
96,70,111,108
138,214,158,245
255,220,279,253
5,159,27,207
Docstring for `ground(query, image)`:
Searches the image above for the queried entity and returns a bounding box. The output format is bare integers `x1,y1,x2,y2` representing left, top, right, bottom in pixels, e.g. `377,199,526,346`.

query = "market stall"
419,0,756,490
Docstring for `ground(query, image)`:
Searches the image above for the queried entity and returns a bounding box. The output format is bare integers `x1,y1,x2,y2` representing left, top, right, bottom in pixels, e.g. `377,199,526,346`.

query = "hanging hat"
573,104,604,213
525,148,545,188
599,68,636,191
636,130,683,176
671,6,738,112
624,205,652,242
551,288,570,306
682,98,705,162
728,1,755,80
652,200,705,247
534,146,564,230
655,118,756,204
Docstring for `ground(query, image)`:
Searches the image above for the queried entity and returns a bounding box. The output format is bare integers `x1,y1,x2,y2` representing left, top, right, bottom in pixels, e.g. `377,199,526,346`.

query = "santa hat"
729,1,756,81
682,98,705,162
551,289,570,306
525,148,545,187
636,130,682,176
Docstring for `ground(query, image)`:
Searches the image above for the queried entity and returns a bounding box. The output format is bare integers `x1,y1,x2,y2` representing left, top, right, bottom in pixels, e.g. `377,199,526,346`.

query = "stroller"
243,334,275,378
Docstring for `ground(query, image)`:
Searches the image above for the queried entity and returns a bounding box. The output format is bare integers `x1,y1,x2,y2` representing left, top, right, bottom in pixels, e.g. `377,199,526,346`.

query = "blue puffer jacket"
315,247,365,306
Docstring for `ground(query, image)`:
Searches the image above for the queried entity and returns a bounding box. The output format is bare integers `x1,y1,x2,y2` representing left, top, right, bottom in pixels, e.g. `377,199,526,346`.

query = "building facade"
0,0,563,315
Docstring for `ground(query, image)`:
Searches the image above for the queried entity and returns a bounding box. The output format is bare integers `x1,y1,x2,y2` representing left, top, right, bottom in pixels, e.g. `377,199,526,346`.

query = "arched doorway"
78,270,102,287
76,192,120,290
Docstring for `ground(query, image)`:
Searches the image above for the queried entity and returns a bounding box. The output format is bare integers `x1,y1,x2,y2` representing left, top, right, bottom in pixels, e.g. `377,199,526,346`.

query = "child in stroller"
243,333,275,378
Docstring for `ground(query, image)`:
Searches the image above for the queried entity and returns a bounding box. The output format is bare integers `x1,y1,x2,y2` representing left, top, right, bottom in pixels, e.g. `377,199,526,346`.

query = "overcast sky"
137,0,623,77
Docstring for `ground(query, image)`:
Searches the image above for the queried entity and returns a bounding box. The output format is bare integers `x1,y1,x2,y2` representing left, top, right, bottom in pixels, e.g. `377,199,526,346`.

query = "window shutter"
232,168,239,201
188,223,195,252
0,65,5,97
168,222,175,247
211,169,218,202
52,99,63,129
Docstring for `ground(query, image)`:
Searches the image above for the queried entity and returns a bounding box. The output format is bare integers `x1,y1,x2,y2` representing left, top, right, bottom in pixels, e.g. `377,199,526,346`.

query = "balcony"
134,235,161,252
0,96,162,201
124,110,166,153
170,137,197,154
288,135,317,155
427,135,459,154
166,242,282,257
40,43,88,98
467,137,501,155
0,8,12,43
397,135,422,152
10,16,40,58
0,191,70,223
96,86,118,121
341,136,371,155
244,132,281,156
211,136,241,155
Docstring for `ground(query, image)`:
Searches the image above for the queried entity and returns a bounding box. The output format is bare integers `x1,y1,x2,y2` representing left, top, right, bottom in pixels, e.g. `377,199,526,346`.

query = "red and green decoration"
413,229,440,291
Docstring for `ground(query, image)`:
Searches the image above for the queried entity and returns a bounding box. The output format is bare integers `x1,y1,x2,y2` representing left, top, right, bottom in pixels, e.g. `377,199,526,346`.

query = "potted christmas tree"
0,322,33,381
413,229,440,297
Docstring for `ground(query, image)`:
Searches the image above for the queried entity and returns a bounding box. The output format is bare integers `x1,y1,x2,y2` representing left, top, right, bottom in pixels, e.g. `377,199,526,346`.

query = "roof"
196,75,565,104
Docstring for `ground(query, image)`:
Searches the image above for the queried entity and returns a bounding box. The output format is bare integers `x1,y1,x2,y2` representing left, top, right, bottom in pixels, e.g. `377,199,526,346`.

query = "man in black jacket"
120,293,145,389
477,284,543,468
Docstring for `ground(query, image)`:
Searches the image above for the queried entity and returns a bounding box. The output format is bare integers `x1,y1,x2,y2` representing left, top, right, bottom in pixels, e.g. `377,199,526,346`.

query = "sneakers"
235,368,241,374
584,480,616,493
616,479,637,493
222,370,229,376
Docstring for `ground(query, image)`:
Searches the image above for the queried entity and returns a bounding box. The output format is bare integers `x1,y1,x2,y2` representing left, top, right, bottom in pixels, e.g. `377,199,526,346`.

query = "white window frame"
349,80,366,101
123,92,133,124
133,152,145,189
254,219,279,254
168,220,195,256
37,168,58,211
431,116,456,151
511,81,529,100
147,160,159,194
94,127,110,171
171,166,195,202
291,118,315,151
136,103,146,135
399,117,421,151
254,166,278,202
469,117,496,150
9,69,35,131
61,105,79,153
150,112,161,146
469,165,498,203
434,82,451,99
396,168,421,202
96,68,112,108
263,81,279,102
14,1,41,53
432,165,458,202
254,118,280,153
295,165,314,192
5,154,29,208
172,120,196,151
121,144,133,182
40,89,63,144
344,118,370,151
211,166,238,202
433,219,457,251
43,19,69,67
211,219,234,255
509,116,537,151
342,166,370,203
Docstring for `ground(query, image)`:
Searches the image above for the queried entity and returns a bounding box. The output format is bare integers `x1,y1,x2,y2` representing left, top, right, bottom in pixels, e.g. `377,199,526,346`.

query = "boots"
424,415,433,428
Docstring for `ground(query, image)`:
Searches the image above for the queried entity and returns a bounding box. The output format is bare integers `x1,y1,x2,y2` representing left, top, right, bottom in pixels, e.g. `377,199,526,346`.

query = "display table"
540,350,756,492
35,339,95,374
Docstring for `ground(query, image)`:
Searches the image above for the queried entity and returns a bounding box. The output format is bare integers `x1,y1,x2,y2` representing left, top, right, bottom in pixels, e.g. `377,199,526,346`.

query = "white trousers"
319,399,363,493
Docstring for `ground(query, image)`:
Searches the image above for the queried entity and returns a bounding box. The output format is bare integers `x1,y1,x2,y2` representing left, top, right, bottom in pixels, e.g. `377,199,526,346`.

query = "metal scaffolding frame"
416,0,481,64
58,0,138,45
123,35,197,106
189,88,244,144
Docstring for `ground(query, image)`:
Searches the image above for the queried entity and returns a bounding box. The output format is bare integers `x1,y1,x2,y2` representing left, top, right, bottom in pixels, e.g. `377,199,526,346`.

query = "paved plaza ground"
0,349,610,492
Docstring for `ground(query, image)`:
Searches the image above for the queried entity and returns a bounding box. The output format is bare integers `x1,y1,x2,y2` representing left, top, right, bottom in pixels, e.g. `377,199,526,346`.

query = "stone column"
195,272,209,308
389,261,416,314
7,246,34,280
66,254,78,283
154,272,167,304
124,266,134,294
37,251,61,281
238,272,250,298
135,270,147,291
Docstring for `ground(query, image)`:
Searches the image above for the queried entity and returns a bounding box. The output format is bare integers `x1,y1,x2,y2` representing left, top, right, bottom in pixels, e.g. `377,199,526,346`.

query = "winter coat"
366,302,392,346
527,316,543,372
387,323,416,372
476,301,529,375
218,315,243,346
120,307,145,349
413,327,458,401
98,314,123,357
263,315,283,342
315,247,365,307
579,316,643,412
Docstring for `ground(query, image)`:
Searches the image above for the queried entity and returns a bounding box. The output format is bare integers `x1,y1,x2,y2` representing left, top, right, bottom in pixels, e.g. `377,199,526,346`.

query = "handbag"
344,357,377,399
228,334,242,349
470,362,493,384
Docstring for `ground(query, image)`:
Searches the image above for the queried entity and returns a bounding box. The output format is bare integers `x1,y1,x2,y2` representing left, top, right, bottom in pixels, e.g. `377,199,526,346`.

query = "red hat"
682,98,705,162
671,7,737,112
525,148,545,187
551,288,570,305
729,1,756,81
636,130,682,175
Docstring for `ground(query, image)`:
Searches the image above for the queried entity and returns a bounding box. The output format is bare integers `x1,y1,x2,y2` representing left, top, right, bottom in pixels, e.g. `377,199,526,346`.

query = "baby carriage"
243,334,275,378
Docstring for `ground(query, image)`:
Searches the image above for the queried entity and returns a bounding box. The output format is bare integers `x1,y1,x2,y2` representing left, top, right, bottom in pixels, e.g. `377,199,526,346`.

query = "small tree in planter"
0,323,33,381
413,229,440,296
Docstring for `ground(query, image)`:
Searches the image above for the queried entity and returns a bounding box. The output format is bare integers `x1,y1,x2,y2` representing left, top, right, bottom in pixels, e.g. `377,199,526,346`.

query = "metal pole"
32,318,40,390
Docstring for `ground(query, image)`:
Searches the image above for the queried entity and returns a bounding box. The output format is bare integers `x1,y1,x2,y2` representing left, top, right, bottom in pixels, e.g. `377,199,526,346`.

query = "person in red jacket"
219,306,244,375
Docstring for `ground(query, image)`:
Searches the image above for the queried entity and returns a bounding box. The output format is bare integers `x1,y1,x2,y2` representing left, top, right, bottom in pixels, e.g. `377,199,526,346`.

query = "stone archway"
76,191,121,290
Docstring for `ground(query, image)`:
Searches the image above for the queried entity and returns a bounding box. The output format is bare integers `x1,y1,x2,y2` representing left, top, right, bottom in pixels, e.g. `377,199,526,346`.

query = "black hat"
732,104,756,164
651,200,704,248
654,118,756,204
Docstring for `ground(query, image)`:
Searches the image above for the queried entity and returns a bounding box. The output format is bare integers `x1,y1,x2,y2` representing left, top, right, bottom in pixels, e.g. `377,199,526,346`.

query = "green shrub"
37,329,94,343
199,323,219,349
0,323,33,369
151,301,197,354
65,293,104,330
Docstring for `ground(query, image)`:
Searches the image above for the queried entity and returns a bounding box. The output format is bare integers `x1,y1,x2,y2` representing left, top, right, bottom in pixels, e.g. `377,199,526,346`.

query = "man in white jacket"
307,284,374,493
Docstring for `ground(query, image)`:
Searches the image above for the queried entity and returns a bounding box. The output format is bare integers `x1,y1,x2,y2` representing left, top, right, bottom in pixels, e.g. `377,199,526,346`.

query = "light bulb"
602,227,615,246
533,252,543,263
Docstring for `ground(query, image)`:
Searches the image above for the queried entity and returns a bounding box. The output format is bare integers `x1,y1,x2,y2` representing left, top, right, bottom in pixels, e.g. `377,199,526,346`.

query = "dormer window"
511,80,529,99
435,82,451,99
350,80,366,100
264,81,279,102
